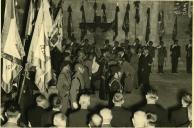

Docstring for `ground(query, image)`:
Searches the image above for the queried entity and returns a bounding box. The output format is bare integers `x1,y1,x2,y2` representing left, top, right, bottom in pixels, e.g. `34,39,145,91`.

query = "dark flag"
101,3,107,23
134,1,140,24
158,11,165,40
122,3,130,38
112,4,119,40
67,6,73,39
172,15,177,41
93,1,97,32
145,8,150,43
80,4,87,41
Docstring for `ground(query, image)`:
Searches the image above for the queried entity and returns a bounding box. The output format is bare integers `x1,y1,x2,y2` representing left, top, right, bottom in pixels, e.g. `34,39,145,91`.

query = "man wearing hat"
111,93,133,127
138,47,153,92
139,89,168,127
108,65,123,107
157,41,167,73
70,63,85,109
57,61,72,114
133,38,142,54
185,39,192,73
170,39,181,73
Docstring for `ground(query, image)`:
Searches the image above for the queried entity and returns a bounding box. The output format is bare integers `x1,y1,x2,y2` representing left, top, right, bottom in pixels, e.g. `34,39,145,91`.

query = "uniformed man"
157,41,167,73
147,41,155,73
103,39,112,51
130,46,139,89
56,61,72,114
170,40,181,73
108,65,123,107
185,39,192,73
70,64,85,109
138,47,153,92
112,41,120,54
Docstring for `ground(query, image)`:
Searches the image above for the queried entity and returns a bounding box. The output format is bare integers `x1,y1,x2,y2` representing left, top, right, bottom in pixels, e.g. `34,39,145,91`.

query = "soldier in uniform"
147,41,155,73
185,39,192,73
108,65,123,107
170,40,181,73
57,61,72,114
138,47,153,92
157,41,167,73
70,64,85,110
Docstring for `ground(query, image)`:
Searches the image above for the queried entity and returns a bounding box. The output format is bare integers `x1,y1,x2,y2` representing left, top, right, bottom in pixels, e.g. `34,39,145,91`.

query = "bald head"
89,114,102,127
53,113,66,127
100,108,112,124
132,111,147,128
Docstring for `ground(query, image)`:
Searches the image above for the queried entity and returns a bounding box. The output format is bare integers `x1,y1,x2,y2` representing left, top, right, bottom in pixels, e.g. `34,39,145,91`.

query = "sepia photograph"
1,0,192,127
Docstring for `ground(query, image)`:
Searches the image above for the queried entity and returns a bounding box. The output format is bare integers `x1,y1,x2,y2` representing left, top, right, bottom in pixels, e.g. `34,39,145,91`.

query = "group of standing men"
51,37,192,114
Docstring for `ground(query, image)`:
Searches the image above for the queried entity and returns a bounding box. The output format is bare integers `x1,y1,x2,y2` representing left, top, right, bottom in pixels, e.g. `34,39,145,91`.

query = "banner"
158,11,165,40
122,3,130,38
1,0,25,93
80,4,87,41
27,0,52,92
172,15,177,41
145,8,150,42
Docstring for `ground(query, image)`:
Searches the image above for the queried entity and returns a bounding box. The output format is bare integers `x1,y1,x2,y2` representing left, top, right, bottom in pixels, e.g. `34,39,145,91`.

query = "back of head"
146,89,158,104
99,108,112,124
146,113,157,128
50,94,62,109
6,104,20,119
181,93,192,107
79,94,90,109
112,93,124,106
132,111,147,128
35,93,49,109
53,112,66,127
89,114,102,127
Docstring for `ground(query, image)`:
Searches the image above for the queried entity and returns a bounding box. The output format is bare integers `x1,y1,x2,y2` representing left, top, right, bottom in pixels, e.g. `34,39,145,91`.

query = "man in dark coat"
138,47,152,92
111,93,133,127
147,41,155,73
133,38,142,54
27,94,49,127
130,46,139,89
185,39,192,73
170,40,181,73
68,94,90,127
157,41,167,73
139,89,169,127
57,61,72,114
170,93,192,127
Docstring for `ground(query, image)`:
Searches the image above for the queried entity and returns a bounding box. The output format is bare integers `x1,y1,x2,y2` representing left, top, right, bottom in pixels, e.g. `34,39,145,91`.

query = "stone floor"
89,69,192,111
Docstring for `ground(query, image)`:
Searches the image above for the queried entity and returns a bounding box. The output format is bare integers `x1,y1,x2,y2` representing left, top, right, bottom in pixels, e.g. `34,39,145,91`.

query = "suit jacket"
139,104,169,127
111,107,133,127
68,109,90,127
157,45,167,65
27,106,47,127
41,110,59,127
170,44,181,59
170,107,189,127
185,44,192,58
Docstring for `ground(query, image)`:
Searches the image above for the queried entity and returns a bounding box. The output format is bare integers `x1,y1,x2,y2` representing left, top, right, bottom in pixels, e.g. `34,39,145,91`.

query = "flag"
122,3,130,38
67,6,73,39
101,3,107,23
145,8,150,42
172,15,177,41
1,0,25,93
80,4,87,41
134,1,140,24
158,11,165,40
25,0,36,37
27,0,52,92
112,4,119,40
49,8,63,52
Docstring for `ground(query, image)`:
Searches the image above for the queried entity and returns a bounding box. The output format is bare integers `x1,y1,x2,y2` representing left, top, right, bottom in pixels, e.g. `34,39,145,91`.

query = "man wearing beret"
111,93,133,127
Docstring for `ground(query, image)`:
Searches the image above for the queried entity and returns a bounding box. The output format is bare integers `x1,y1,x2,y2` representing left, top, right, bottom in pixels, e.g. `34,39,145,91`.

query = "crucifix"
79,1,119,46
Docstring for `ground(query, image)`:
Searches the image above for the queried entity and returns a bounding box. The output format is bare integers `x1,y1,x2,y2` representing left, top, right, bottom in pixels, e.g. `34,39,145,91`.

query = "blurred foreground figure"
53,113,67,128
132,111,147,128
88,114,102,128
68,94,90,127
100,108,113,127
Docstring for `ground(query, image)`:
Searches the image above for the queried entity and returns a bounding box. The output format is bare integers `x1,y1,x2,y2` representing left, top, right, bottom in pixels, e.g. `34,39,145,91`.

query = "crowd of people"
1,90,192,127
1,37,192,127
